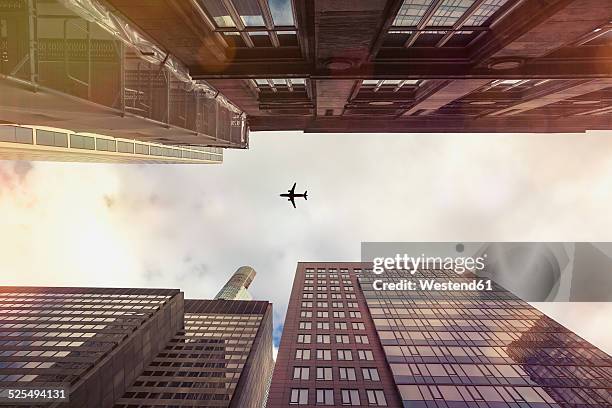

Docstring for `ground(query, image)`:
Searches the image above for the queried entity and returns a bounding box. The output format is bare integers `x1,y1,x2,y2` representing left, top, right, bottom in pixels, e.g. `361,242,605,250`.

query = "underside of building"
1,0,611,144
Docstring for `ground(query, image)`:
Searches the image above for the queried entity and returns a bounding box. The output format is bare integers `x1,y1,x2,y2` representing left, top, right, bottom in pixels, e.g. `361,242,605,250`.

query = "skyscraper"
0,276,273,407
268,262,612,407
0,287,184,408
215,266,257,301
1,0,610,155
114,299,273,408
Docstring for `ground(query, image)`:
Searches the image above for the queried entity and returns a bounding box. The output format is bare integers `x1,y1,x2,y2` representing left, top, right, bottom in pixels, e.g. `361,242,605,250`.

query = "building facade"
0,287,184,408
268,262,612,407
1,0,611,150
114,299,274,408
215,266,257,301
0,125,223,164
0,281,273,407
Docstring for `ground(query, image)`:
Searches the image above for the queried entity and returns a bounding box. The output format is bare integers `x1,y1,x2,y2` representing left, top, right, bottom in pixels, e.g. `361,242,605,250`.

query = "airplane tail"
304,191,308,200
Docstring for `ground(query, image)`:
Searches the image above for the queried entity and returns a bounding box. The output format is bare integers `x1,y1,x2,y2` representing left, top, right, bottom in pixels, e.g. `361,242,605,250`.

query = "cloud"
1,131,612,354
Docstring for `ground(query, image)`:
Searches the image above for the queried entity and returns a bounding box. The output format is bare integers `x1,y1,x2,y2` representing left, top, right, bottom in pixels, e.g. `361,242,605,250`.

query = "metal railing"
0,0,248,149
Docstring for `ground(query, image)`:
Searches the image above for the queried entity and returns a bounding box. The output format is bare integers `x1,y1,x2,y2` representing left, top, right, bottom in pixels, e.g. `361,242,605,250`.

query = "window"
36,130,68,148
316,349,331,360
339,367,356,381
317,322,330,330
302,302,312,308
347,302,358,308
366,390,387,406
290,388,308,405
334,322,347,330
358,350,374,361
332,301,343,308
341,389,360,405
333,311,345,318
336,335,350,344
355,335,369,344
297,334,311,344
299,322,312,330
96,138,117,152
300,311,312,318
70,134,95,150
317,311,329,318
337,350,353,361
352,322,365,330
317,302,328,308
316,367,333,380
349,311,362,318
117,140,135,153
362,368,380,381
317,334,331,344
293,366,310,380
317,293,328,299
303,293,313,299
316,389,334,405
346,294,356,299
295,349,310,360
0,126,33,144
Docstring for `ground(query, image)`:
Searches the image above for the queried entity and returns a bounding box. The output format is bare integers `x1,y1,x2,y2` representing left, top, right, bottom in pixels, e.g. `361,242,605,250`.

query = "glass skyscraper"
268,263,612,407
215,266,257,301
0,272,273,408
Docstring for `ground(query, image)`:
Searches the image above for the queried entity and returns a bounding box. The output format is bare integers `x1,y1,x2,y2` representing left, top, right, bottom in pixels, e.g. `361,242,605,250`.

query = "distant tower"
215,266,257,300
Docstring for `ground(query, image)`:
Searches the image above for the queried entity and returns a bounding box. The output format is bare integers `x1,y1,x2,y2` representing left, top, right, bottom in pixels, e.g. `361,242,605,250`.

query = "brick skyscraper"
268,262,612,407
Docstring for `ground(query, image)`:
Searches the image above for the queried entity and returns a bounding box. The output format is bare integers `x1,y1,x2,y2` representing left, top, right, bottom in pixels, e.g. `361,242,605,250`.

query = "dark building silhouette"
1,0,611,159
268,262,612,407
0,280,273,407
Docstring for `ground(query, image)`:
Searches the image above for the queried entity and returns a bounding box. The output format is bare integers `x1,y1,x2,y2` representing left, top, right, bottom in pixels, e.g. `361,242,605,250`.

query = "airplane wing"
289,182,296,194
289,196,296,208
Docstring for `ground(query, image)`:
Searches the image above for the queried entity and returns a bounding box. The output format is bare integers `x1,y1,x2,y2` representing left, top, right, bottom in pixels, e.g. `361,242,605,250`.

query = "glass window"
200,0,235,27
362,368,380,381
290,388,308,405
295,349,311,360
341,389,360,405
233,0,265,26
316,367,333,380
268,0,294,26
0,126,33,144
366,390,387,406
339,367,356,381
299,322,312,329
117,141,135,153
36,130,68,148
96,138,117,152
317,349,331,360
393,0,432,26
70,134,95,150
337,350,353,361
316,389,334,405
293,366,309,380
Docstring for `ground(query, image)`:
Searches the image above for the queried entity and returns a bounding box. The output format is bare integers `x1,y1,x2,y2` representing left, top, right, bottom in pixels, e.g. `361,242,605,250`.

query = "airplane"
280,182,308,208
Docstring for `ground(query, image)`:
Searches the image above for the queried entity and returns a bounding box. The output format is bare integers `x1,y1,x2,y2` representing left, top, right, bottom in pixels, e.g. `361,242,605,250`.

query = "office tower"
268,263,612,407
0,125,223,164
1,0,610,150
0,287,184,408
115,299,274,408
0,280,273,407
215,266,257,301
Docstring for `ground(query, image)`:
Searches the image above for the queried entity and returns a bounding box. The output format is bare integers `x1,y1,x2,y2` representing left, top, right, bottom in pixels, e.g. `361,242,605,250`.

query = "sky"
1,130,612,357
